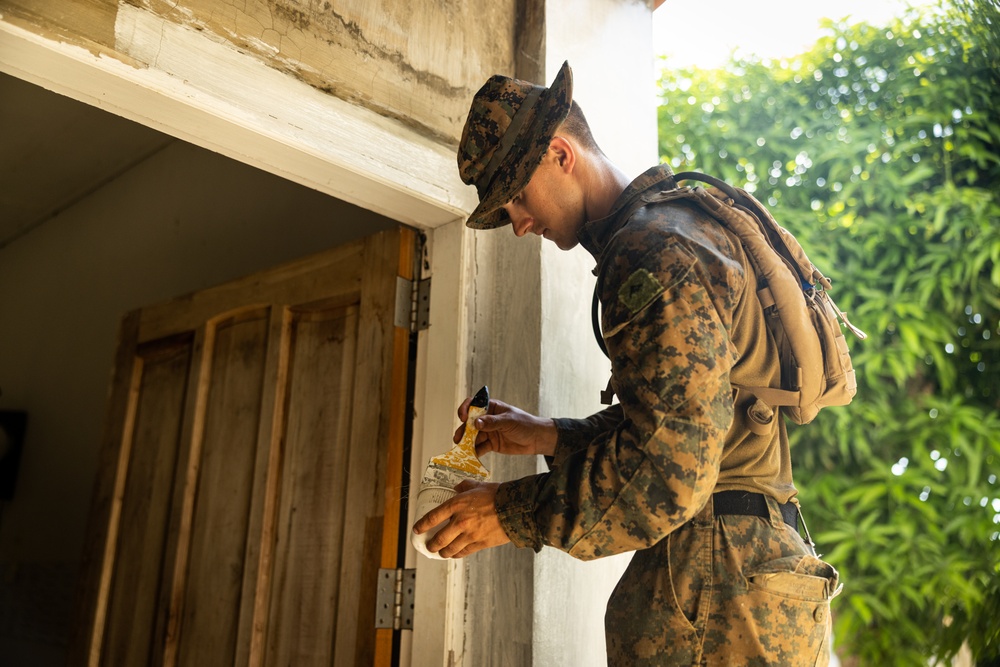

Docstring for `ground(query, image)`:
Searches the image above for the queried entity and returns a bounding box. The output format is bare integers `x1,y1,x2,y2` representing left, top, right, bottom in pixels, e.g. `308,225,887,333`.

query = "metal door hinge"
395,277,431,332
375,567,416,630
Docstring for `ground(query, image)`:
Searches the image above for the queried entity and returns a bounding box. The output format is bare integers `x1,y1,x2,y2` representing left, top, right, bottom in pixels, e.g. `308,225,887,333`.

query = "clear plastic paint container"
410,483,458,560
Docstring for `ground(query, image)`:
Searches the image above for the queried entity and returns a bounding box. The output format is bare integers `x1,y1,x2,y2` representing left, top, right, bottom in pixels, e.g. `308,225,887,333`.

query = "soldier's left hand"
413,480,511,558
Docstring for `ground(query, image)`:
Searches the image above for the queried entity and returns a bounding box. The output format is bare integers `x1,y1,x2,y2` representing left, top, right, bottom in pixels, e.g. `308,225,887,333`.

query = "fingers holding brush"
454,397,558,458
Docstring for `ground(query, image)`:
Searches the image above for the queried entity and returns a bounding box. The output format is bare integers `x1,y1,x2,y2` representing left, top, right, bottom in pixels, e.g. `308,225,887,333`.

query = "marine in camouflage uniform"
497,163,839,666
417,61,840,666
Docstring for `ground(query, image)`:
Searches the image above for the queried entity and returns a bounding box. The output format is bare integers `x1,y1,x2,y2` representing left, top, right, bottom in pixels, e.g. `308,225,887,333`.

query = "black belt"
713,490,798,529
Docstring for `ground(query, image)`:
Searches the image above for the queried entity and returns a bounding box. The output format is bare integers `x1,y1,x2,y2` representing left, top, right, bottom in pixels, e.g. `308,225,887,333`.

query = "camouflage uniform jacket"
494,164,797,559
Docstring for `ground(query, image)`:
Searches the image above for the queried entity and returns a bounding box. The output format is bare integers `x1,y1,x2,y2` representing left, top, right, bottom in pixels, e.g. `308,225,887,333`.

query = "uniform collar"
577,164,677,263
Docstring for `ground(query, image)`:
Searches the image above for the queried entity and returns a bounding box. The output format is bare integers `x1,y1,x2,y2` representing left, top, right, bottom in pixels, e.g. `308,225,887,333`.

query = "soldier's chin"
552,236,579,251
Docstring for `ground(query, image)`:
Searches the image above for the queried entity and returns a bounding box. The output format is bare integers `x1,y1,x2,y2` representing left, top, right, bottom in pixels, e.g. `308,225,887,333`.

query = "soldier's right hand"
454,396,558,458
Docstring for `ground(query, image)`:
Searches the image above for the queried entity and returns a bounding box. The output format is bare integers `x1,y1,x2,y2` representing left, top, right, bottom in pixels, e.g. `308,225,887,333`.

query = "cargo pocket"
746,554,840,601
742,554,840,667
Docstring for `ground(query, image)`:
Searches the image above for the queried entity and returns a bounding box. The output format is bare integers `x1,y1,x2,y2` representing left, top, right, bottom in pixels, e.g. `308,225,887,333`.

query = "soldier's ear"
549,136,575,174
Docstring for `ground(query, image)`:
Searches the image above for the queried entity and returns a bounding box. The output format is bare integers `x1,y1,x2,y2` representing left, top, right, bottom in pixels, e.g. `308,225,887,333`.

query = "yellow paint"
428,404,490,479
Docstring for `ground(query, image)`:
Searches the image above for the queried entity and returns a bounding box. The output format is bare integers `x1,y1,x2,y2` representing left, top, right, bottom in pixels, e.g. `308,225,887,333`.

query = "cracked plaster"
127,0,518,143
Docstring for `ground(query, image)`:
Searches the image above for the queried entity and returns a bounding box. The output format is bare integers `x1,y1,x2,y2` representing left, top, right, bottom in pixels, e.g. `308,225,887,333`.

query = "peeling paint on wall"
123,0,519,143
1,0,519,143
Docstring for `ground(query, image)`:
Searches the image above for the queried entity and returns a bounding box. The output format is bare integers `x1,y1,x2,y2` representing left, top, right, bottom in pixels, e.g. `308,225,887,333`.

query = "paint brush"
411,385,491,559
421,385,491,485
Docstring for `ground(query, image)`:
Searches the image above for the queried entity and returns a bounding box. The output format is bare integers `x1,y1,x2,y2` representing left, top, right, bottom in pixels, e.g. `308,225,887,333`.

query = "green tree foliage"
656,1,1000,664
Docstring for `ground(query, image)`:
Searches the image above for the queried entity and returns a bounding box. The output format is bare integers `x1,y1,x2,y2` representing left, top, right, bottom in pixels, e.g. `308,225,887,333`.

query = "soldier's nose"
508,209,532,237
512,219,531,237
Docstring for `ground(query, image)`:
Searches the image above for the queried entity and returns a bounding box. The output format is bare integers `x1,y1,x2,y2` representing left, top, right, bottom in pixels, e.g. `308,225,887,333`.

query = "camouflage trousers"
605,495,840,666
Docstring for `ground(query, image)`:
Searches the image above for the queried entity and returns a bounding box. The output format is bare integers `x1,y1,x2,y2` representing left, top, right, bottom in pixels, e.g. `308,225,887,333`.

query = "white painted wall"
534,0,659,664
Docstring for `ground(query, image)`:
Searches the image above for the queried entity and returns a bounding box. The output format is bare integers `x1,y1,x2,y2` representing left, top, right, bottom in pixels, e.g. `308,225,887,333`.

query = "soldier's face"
502,147,585,251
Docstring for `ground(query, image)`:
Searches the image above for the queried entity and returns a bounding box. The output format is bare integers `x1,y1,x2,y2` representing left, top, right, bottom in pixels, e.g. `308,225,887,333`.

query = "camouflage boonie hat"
457,61,573,229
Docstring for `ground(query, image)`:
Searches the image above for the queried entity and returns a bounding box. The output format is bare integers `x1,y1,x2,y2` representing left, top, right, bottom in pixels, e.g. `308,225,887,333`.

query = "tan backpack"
674,172,867,424
592,171,867,425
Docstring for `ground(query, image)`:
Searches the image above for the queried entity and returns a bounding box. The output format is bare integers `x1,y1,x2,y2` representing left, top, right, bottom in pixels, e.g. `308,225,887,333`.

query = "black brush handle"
470,385,490,409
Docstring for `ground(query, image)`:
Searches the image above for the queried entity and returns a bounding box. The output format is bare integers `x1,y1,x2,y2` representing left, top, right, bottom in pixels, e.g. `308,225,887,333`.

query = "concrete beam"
0,7,479,230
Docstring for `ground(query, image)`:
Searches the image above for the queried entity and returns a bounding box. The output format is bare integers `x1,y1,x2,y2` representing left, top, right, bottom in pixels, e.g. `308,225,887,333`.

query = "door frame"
401,221,474,667
0,23,476,667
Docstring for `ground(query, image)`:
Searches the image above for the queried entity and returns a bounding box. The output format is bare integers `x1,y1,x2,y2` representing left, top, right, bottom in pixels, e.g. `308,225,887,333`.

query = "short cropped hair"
559,101,603,155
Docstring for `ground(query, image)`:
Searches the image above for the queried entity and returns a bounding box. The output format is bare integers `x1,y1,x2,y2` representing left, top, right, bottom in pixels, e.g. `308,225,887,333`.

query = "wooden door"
70,228,416,667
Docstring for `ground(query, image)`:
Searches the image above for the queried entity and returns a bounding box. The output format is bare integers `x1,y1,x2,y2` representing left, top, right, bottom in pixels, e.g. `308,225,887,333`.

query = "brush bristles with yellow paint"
424,385,491,482
411,385,491,559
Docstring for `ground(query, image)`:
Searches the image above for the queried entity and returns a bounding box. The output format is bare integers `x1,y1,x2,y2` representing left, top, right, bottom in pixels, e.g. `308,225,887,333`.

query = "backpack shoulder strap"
672,171,742,202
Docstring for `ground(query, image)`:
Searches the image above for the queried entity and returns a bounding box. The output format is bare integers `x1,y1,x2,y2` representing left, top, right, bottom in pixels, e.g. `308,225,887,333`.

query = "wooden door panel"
178,309,271,667
102,338,192,667
72,228,414,667
265,304,359,666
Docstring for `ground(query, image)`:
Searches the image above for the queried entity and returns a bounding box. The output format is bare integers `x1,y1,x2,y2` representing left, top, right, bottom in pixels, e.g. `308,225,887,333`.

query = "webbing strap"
757,287,776,310
737,385,801,407
673,171,743,204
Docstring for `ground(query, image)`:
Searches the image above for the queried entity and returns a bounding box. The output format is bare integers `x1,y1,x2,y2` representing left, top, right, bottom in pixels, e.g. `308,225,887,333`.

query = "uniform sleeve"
495,217,743,559
550,406,623,467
